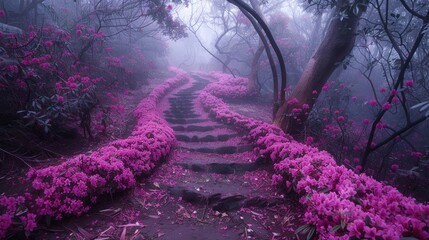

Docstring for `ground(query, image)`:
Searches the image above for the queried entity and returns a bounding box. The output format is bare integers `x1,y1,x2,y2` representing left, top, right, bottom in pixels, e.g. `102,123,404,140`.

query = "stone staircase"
134,75,303,239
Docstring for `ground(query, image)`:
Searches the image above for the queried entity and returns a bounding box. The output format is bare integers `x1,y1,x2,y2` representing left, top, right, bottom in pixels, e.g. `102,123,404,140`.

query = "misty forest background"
0,0,428,215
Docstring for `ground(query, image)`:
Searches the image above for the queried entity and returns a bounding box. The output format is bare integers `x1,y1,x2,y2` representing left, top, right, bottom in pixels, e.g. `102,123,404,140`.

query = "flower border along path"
0,67,189,238
198,72,429,239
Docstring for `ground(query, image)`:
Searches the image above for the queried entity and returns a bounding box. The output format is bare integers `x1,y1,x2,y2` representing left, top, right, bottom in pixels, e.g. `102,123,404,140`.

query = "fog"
1,0,429,239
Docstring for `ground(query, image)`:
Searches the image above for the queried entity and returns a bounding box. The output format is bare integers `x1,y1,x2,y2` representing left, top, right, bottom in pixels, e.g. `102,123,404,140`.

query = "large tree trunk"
274,1,364,134
248,45,264,93
247,0,268,93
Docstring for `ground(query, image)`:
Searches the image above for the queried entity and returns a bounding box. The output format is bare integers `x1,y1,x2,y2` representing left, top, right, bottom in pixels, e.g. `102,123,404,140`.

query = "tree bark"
274,1,364,134
247,0,266,93
228,0,286,115
248,45,264,93
240,7,278,113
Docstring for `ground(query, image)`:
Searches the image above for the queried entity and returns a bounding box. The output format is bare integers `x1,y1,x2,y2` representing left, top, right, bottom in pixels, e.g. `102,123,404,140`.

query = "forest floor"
0,74,165,197
5,73,305,240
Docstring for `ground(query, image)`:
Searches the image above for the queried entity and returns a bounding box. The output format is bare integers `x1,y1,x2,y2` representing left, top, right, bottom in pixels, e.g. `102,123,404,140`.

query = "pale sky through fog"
166,0,304,71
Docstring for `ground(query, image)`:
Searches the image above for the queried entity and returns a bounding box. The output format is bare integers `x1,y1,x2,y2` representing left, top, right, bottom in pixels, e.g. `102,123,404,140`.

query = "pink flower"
16,79,26,89
31,58,40,64
355,165,362,172
67,82,77,89
405,80,414,87
306,137,314,144
39,62,50,70
312,90,318,95
392,96,400,103
167,4,173,10
391,89,398,96
81,77,91,85
368,99,377,107
287,98,299,106
364,226,377,239
352,96,357,101
337,116,345,122
0,10,6,17
6,65,19,74
93,32,105,38
302,104,310,110
55,82,62,91
322,85,329,91
347,220,365,237
382,102,391,110
379,87,387,93
0,214,12,238
57,95,64,103
44,41,53,48
292,108,302,113
76,29,82,36
411,152,423,158
29,31,37,38
20,213,37,231
391,164,399,170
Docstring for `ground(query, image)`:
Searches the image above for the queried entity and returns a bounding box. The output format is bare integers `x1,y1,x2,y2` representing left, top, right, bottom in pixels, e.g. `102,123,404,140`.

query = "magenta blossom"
405,80,414,87
382,102,391,110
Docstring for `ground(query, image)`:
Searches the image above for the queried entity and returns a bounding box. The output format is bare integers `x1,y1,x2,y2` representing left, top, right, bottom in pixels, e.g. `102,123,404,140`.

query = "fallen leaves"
99,208,122,217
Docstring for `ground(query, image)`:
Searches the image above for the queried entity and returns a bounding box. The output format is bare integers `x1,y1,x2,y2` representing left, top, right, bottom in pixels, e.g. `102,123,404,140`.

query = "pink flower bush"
0,196,36,238
204,72,256,99
0,68,189,237
198,73,429,239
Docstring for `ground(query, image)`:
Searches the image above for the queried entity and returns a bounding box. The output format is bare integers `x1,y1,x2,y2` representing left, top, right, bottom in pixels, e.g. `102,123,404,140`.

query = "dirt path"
125,75,303,240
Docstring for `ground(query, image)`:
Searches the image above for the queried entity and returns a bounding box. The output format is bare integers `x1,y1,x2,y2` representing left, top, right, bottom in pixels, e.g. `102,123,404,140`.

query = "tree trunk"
248,45,264,93
274,2,364,134
247,0,267,94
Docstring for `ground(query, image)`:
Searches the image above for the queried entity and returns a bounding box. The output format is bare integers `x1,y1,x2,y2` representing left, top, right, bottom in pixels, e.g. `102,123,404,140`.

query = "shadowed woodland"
1,0,429,239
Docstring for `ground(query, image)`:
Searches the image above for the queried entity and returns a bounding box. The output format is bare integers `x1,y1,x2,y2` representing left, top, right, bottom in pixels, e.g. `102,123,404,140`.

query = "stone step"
169,97,194,101
177,159,269,174
170,97,196,101
169,103,195,108
165,186,281,212
172,125,226,132
181,145,253,154
169,105,195,110
176,133,238,142
166,118,208,124
166,109,196,114
165,108,196,113
164,113,200,119
162,171,276,199
173,93,198,97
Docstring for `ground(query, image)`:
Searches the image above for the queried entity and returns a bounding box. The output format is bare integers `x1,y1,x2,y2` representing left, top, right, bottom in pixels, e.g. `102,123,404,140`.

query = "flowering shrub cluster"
204,72,256,99
0,23,152,136
0,68,189,238
198,73,429,239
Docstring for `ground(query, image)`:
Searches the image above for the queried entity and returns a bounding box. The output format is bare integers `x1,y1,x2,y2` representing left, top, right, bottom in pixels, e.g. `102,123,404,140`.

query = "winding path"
133,74,303,239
